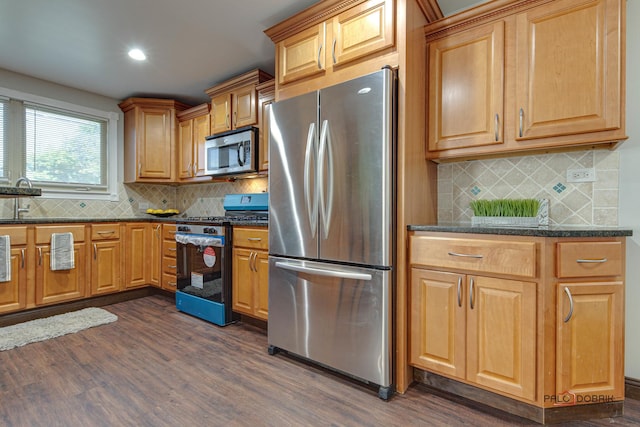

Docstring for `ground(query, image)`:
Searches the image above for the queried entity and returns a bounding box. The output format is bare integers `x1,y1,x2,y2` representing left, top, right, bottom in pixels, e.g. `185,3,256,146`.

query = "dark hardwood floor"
1,295,638,427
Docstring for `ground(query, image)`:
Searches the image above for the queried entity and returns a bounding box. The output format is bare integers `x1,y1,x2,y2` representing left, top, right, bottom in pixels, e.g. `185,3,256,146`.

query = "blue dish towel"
0,235,11,282
50,232,75,271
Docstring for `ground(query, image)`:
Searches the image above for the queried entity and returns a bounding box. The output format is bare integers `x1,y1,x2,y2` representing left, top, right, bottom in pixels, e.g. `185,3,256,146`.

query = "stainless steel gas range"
174,193,268,326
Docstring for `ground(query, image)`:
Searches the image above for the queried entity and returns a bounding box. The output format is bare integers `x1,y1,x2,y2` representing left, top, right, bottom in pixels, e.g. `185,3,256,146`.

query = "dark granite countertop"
0,186,42,198
0,217,270,227
408,223,632,237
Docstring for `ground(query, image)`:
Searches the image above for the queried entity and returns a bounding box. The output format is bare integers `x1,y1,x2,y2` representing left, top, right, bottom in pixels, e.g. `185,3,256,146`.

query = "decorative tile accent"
438,150,619,226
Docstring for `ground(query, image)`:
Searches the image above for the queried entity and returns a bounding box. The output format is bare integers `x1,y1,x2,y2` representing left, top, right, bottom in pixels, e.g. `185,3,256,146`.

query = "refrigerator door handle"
275,261,373,281
318,119,334,240
304,122,318,237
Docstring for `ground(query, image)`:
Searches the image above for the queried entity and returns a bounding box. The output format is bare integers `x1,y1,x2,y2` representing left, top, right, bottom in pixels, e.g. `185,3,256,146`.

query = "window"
0,88,118,200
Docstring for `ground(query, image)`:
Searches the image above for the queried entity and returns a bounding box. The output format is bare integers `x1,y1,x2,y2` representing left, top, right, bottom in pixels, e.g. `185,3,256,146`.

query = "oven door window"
177,243,225,303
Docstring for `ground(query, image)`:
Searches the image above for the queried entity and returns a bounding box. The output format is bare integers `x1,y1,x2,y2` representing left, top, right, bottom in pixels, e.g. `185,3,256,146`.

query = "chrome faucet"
13,176,33,220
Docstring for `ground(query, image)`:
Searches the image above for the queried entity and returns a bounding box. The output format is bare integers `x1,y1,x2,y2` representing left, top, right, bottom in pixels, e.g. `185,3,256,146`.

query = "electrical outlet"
566,168,596,183
138,202,149,211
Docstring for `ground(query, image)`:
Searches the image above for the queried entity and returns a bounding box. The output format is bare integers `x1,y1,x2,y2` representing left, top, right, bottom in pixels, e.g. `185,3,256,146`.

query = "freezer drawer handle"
275,261,372,281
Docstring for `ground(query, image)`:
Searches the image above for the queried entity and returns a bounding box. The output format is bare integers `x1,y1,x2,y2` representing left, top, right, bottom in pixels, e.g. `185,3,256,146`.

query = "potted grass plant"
470,198,541,227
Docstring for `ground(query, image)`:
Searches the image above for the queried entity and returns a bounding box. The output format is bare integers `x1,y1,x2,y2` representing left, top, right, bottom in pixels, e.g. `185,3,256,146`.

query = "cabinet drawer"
163,240,177,258
0,226,27,245
36,225,85,244
91,223,120,240
557,241,623,278
162,256,178,274
233,227,268,250
162,224,176,240
410,235,537,278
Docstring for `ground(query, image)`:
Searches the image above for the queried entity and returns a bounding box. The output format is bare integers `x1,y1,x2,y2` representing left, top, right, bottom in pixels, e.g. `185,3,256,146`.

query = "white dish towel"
0,235,11,282
50,232,75,271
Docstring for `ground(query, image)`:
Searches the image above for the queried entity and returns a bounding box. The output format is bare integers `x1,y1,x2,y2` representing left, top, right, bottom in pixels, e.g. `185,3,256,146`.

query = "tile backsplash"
438,150,619,226
0,177,268,220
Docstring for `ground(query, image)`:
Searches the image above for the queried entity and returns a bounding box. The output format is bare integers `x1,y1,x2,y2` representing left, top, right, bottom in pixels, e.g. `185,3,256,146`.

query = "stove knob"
178,226,190,232
203,227,211,234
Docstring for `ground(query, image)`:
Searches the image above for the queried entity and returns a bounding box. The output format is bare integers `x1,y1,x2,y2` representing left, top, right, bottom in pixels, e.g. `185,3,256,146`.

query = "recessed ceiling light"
128,48,146,61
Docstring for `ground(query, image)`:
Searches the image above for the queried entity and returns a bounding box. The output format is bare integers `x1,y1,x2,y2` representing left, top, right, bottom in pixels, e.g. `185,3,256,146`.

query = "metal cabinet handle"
168,265,177,269
225,113,229,129
138,162,142,177
93,243,97,260
576,258,608,263
168,282,177,287
457,276,462,308
38,247,42,266
97,230,115,235
233,111,237,128
317,44,323,69
494,113,499,141
20,248,25,269
332,38,337,64
469,277,475,310
168,247,177,252
187,162,192,177
251,252,258,272
519,108,524,138
192,163,197,176
247,237,262,242
563,287,574,323
448,252,483,259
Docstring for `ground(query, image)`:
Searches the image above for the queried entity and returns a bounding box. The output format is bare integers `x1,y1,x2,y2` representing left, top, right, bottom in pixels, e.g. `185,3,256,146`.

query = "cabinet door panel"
255,251,269,320
211,94,232,134
0,248,27,314
467,275,536,401
232,248,254,315
36,245,86,305
125,224,148,289
178,119,194,178
515,0,621,140
139,107,173,179
91,241,121,295
428,21,504,151
410,269,466,379
193,114,210,176
557,282,624,401
331,0,394,66
277,23,326,85
233,85,257,128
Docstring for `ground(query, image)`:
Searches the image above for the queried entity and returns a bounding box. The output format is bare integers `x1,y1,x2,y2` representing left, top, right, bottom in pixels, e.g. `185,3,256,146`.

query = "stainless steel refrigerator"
268,68,395,400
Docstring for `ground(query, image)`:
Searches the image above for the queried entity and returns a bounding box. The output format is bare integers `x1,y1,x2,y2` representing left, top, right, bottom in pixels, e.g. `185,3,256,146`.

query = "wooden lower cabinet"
410,268,536,401
124,222,161,289
0,226,28,314
90,223,122,296
232,227,269,320
161,224,177,292
556,281,625,403
409,231,627,422
34,225,87,306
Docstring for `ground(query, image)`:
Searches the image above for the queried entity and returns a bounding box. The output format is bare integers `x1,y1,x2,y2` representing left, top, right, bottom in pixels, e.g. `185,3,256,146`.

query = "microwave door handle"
304,122,318,238
318,119,332,240
236,141,245,166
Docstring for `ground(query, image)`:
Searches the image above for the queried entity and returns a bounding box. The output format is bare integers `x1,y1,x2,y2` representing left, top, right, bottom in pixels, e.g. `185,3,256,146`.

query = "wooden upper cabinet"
515,0,622,141
119,98,191,183
205,69,273,136
177,103,210,180
277,23,326,85
331,0,394,67
427,21,505,152
266,0,396,97
257,79,275,172
424,0,626,161
211,93,232,134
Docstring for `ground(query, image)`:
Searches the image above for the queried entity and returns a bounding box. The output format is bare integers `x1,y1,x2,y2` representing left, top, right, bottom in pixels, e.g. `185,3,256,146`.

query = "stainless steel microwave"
204,127,258,177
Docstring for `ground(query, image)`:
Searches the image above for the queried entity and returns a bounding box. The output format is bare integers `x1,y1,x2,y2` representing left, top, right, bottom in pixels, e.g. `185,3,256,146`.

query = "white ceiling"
0,0,483,106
